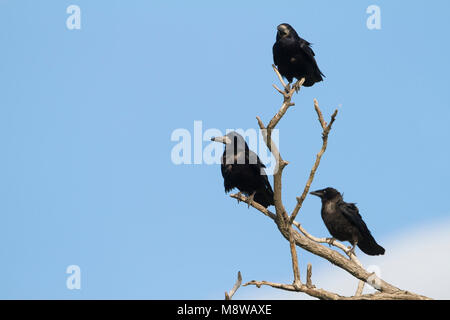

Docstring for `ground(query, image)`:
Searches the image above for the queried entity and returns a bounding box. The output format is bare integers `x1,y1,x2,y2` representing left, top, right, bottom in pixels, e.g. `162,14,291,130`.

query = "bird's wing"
291,37,325,78
273,37,315,61
273,42,281,65
245,150,265,167
297,37,316,57
248,150,273,194
338,199,385,255
221,152,236,192
294,41,321,70
337,201,372,236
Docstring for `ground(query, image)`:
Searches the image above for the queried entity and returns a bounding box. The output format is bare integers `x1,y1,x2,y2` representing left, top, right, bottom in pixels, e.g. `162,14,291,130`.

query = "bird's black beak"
310,190,323,198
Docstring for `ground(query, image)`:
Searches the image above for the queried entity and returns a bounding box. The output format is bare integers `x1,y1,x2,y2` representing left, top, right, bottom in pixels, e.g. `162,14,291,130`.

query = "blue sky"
0,0,449,299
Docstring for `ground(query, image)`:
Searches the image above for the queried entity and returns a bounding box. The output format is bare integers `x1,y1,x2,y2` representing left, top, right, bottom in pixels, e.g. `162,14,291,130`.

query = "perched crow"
273,23,324,87
310,187,385,256
211,132,274,208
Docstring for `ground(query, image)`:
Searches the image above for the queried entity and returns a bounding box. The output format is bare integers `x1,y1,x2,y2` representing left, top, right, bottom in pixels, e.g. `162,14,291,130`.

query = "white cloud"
238,218,450,300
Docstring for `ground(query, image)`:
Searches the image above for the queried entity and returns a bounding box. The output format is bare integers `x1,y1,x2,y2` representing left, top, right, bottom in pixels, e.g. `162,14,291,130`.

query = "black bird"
310,187,385,256
273,23,325,87
211,132,274,208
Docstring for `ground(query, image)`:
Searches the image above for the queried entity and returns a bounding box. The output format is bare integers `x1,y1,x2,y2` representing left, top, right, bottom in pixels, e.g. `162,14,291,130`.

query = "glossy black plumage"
211,132,274,208
273,23,324,87
310,188,385,256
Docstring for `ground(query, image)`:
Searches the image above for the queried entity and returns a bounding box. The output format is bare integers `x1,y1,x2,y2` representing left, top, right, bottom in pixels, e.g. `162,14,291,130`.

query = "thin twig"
355,280,366,297
290,100,338,225
306,264,314,289
265,67,304,131
289,230,301,288
225,271,242,300
314,99,327,130
272,64,287,90
272,84,285,95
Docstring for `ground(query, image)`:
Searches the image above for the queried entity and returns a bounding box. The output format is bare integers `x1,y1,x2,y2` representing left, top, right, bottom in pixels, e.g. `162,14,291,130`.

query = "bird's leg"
292,80,302,93
285,82,292,93
348,242,357,256
235,192,243,204
326,237,336,247
246,191,256,209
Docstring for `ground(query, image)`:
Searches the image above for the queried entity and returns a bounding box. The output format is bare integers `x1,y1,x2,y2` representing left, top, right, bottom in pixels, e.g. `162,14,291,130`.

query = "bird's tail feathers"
357,236,385,256
303,70,324,87
254,190,274,209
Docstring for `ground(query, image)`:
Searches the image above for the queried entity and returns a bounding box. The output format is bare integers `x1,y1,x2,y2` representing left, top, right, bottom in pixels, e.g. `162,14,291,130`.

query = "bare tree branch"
290,100,338,225
243,280,430,300
230,193,422,297
294,222,357,262
355,279,366,297
255,67,304,228
244,279,341,300
295,221,367,295
289,230,301,288
272,64,287,89
225,271,242,300
225,66,431,300
306,263,314,289
265,65,305,131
